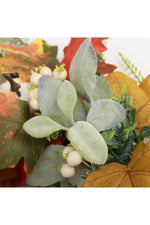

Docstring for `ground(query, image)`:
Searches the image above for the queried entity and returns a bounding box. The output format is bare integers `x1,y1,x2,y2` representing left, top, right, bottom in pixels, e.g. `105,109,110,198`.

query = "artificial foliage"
0,37,150,187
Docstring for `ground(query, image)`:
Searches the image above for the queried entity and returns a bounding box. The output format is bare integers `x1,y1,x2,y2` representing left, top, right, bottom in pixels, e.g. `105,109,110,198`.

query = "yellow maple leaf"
82,142,150,187
105,71,150,133
0,39,59,83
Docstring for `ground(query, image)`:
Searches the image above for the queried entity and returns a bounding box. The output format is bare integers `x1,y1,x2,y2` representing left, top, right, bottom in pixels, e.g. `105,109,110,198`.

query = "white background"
1,0,150,224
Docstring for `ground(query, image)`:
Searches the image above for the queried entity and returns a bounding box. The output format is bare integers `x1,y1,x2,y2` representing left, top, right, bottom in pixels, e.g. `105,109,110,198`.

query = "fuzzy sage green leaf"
67,121,108,164
23,116,66,138
69,39,97,103
87,99,126,132
57,80,77,123
26,145,66,186
93,76,113,100
38,75,74,128
73,98,86,122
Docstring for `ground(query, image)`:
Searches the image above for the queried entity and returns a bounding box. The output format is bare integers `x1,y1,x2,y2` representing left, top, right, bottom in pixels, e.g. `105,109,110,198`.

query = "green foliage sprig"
102,85,150,165
118,52,144,84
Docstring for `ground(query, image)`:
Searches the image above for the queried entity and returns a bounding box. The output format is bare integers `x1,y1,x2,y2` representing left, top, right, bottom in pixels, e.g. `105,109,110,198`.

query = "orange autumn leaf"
82,142,150,187
0,92,47,175
105,71,150,133
139,75,150,98
0,39,59,82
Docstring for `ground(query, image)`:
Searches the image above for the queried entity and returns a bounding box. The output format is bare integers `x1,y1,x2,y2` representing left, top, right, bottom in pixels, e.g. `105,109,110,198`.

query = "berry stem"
82,159,92,169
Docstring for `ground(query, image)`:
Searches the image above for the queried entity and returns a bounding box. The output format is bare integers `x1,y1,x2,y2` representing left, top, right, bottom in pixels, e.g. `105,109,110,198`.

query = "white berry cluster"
28,64,67,110
60,146,82,178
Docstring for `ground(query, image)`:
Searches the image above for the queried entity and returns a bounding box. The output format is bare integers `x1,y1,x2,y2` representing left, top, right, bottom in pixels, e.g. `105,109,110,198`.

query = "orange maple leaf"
105,71,150,133
139,75,150,98
0,39,59,83
82,142,150,187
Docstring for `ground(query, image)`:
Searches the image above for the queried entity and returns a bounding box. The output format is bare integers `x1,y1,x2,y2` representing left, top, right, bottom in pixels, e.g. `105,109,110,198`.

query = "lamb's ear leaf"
69,39,97,103
83,100,91,116
57,80,77,123
23,116,65,138
73,98,86,122
25,145,66,186
87,99,126,132
38,75,73,128
67,121,108,164
93,76,113,100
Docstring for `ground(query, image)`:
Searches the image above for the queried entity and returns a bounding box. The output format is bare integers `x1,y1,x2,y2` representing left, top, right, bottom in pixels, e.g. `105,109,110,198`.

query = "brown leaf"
97,61,117,74
105,71,150,133
82,142,150,187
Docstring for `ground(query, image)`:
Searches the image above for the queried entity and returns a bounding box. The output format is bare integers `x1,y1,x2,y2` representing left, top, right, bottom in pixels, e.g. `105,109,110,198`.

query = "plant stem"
82,159,92,169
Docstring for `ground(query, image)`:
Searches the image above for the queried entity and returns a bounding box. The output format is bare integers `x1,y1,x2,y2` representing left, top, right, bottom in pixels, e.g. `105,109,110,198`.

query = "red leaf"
0,157,26,187
97,61,117,74
91,38,108,54
60,37,108,79
61,38,87,80
15,157,26,187
47,136,63,147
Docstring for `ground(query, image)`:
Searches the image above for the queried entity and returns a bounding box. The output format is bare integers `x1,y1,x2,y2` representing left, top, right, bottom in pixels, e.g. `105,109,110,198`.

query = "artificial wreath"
0,38,150,187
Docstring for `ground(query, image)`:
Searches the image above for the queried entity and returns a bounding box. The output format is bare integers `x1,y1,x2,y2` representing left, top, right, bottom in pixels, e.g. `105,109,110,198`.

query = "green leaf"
23,116,64,138
60,179,75,187
57,80,77,123
101,130,115,141
38,75,74,128
0,38,28,47
93,76,113,100
26,145,66,186
0,92,47,175
126,122,137,131
67,121,108,164
118,129,130,142
139,126,150,140
69,39,97,103
87,99,126,132
51,131,59,140
73,98,86,122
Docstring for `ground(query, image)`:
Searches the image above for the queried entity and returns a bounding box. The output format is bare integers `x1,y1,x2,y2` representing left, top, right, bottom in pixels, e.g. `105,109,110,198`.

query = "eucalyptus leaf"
73,98,86,122
23,116,65,138
57,80,77,123
67,121,108,164
93,76,113,100
69,39,97,103
26,145,66,186
38,75,74,128
87,99,126,132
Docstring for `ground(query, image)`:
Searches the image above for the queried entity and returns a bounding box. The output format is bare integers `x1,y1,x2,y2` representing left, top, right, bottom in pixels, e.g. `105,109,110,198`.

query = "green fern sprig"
118,52,144,84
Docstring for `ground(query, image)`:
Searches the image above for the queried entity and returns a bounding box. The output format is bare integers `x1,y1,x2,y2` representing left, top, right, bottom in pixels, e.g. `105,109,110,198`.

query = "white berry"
60,164,75,178
53,70,67,81
30,98,39,110
30,73,42,86
62,146,74,158
53,64,67,81
28,88,38,99
39,67,53,76
66,151,82,166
